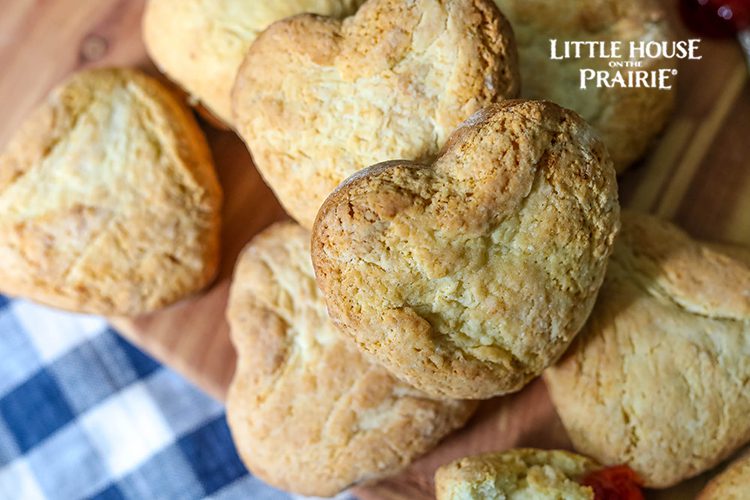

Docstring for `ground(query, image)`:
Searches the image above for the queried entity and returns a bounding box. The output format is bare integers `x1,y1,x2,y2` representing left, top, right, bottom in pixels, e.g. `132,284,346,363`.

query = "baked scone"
226,222,476,497
233,0,520,228
699,453,750,500
436,449,598,499
312,100,620,399
494,0,676,172
143,0,365,125
435,449,644,499
545,211,750,488
0,68,222,316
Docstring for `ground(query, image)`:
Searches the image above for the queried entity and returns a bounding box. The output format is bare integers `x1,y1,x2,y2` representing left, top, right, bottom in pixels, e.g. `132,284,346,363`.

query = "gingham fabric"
0,295,355,500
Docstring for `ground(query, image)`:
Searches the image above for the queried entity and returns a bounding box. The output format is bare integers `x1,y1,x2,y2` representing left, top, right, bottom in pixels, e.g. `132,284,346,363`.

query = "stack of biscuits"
1,0,749,498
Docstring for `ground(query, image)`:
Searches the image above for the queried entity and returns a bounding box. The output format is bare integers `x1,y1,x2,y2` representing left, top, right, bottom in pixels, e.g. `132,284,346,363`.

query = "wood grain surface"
1,0,748,499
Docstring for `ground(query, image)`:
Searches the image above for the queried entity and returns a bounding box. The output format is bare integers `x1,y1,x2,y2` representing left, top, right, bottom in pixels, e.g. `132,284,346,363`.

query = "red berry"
680,0,750,37
580,465,644,500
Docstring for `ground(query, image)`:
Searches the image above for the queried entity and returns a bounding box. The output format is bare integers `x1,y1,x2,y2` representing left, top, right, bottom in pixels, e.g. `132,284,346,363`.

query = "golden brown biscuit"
312,100,620,399
226,222,476,497
545,211,750,488
494,0,676,172
143,0,365,125
233,0,520,228
435,449,599,499
0,68,222,316
699,452,750,500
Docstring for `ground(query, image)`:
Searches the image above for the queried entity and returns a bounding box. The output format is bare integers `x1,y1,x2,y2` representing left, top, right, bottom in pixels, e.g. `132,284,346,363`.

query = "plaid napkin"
0,295,354,500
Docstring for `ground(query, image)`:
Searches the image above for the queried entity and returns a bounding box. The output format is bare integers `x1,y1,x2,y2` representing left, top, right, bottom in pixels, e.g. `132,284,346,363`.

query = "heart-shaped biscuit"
0,68,222,316
545,211,750,488
227,222,476,496
232,0,519,228
143,0,366,125
312,100,620,399
494,0,676,173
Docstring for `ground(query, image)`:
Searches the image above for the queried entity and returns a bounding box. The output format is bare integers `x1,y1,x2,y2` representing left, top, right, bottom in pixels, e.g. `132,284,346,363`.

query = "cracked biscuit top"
312,100,620,399
435,449,600,499
232,0,520,229
545,211,750,488
226,222,476,497
494,0,676,172
0,68,222,316
143,0,366,125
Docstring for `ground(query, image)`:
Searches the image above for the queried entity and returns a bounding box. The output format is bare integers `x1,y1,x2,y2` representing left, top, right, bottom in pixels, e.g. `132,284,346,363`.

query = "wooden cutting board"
2,1,749,498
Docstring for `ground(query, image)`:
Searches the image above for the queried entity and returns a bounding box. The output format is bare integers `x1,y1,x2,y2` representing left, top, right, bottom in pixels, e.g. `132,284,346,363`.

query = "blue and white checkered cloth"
0,295,355,500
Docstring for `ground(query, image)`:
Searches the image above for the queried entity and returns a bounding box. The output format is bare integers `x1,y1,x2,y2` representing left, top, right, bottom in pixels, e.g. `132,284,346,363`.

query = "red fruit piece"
680,0,750,37
580,465,645,500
